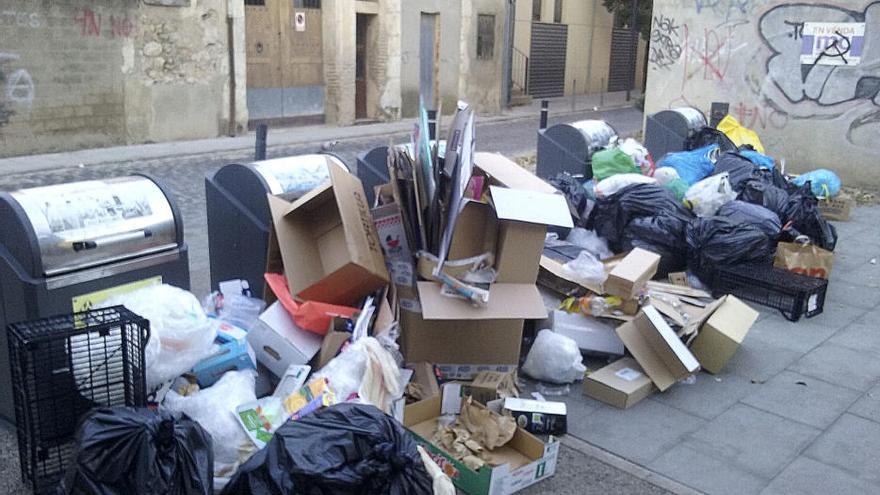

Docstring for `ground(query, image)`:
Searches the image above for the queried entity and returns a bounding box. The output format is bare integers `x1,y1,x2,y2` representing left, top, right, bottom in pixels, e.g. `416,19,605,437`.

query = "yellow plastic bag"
717,115,765,154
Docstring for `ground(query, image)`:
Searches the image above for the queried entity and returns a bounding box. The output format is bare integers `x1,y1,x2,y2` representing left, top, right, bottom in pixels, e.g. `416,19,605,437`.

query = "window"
244,0,265,5
294,0,321,8
532,0,542,21
477,14,495,60
554,0,563,23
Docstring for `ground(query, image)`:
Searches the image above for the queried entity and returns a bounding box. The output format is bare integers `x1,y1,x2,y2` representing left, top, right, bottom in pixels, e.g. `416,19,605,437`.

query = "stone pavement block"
829,315,880,356
848,383,880,424
685,404,820,479
747,312,848,354
724,333,802,384
760,456,879,495
650,372,755,421
805,414,880,486
649,443,767,495
741,370,861,429
789,342,880,392
567,399,706,465
824,279,880,310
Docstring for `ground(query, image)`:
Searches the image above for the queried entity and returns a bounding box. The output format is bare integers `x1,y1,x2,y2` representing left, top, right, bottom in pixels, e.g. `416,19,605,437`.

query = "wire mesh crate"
711,263,828,322
8,306,149,493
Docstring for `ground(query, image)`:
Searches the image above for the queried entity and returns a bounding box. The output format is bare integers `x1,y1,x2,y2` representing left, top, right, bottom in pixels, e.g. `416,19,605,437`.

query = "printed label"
71,276,162,313
615,367,643,382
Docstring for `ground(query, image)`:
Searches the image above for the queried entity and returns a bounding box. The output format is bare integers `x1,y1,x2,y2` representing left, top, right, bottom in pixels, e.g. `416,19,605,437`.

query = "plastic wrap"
522,330,587,384
591,148,641,181
561,251,608,286
595,173,657,199
792,169,842,198
685,173,738,217
565,227,613,259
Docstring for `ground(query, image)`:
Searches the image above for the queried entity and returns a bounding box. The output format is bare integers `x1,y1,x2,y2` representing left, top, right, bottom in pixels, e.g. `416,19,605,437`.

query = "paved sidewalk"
0,91,640,176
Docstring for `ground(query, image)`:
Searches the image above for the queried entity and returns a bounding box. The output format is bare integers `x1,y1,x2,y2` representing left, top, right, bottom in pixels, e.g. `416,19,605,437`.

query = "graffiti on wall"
0,53,35,128
650,15,684,70
74,8,136,38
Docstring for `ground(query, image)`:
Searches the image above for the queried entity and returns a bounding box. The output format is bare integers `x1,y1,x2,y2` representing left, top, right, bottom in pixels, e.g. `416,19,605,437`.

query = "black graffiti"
783,20,804,40
650,15,683,70
814,31,852,65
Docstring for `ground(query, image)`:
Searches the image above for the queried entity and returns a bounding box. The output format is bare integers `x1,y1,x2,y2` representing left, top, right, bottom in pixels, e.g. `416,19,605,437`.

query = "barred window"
477,14,495,60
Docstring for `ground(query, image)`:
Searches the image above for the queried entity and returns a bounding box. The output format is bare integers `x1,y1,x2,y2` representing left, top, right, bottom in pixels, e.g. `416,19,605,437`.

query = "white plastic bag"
313,337,401,413
653,167,680,185
595,173,657,199
101,284,217,389
522,329,587,384
162,369,258,481
565,227,614,260
561,251,607,286
685,172,737,217
618,138,654,175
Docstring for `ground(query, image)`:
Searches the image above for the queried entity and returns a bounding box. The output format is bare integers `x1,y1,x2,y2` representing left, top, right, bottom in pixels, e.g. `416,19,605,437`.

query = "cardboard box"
503,398,567,435
462,370,518,405
404,394,559,495
689,295,758,374
407,362,441,401
583,357,656,409
248,301,323,378
372,202,415,287
550,310,624,356
605,248,661,299
266,159,389,306
818,193,853,221
615,306,700,391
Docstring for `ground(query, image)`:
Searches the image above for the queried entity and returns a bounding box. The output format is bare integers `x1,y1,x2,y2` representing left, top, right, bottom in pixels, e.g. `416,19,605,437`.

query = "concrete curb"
560,435,706,495
0,101,636,176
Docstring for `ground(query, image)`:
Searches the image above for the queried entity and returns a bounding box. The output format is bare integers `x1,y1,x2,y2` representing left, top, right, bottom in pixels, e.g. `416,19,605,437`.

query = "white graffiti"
0,10,41,28
0,53,35,108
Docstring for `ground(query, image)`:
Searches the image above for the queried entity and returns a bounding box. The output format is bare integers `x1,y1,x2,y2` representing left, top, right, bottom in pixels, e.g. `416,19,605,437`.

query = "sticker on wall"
800,22,865,66
294,11,306,32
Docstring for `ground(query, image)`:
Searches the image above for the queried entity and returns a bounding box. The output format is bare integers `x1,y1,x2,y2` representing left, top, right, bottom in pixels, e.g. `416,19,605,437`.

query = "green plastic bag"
664,178,689,201
591,148,640,181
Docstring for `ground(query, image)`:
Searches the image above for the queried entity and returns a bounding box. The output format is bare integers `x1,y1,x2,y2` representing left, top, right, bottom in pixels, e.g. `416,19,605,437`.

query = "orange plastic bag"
264,273,358,335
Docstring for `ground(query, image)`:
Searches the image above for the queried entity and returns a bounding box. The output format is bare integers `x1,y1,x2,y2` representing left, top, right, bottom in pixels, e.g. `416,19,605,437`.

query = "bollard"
539,100,549,130
255,124,268,161
427,110,437,141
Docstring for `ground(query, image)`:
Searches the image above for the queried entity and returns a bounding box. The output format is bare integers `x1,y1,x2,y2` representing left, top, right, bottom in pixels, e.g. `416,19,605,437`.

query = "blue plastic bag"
657,145,718,186
739,150,775,169
792,169,841,198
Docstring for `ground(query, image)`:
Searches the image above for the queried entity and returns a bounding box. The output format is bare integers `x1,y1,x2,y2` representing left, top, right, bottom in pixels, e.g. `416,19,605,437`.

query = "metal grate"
711,264,828,322
8,306,149,494
477,14,496,60
528,22,568,98
607,28,638,92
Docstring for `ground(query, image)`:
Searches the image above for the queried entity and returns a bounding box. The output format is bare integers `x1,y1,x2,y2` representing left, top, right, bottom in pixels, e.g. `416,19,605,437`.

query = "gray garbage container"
206,154,348,299
536,120,618,180
644,107,708,161
0,175,189,422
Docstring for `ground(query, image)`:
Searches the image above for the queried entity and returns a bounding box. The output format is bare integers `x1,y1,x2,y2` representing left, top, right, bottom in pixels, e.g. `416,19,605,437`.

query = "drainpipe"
501,0,515,108
226,0,242,137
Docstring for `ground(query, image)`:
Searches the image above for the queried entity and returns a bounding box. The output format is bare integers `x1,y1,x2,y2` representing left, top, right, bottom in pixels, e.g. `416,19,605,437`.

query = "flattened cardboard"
605,248,661,299
615,306,700,391
690,295,758,374
267,161,389,305
416,281,547,320
583,357,656,409
489,186,573,229
474,152,557,194
818,193,853,221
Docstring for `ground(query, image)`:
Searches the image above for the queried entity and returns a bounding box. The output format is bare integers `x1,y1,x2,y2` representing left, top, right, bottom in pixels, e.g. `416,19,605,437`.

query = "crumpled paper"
431,398,517,470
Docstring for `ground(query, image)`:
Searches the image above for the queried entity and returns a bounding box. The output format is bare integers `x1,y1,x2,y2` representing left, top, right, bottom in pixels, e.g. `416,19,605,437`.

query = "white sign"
800,22,865,66
294,11,305,32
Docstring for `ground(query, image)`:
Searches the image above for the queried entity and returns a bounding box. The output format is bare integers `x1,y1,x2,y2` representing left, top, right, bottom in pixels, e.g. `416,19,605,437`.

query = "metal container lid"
567,120,618,153
8,176,179,277
251,154,348,198
670,107,707,134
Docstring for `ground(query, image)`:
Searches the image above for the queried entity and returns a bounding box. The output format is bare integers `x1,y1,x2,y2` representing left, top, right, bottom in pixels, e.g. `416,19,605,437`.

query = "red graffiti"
732,102,789,130
111,15,134,38
74,8,101,37
680,24,736,91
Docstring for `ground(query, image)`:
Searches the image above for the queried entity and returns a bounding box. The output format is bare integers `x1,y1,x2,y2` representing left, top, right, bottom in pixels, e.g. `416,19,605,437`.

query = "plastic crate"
711,264,828,322
8,306,149,494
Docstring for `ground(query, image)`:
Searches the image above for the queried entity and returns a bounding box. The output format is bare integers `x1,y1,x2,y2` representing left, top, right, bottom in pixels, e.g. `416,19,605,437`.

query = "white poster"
294,11,305,32
800,22,865,66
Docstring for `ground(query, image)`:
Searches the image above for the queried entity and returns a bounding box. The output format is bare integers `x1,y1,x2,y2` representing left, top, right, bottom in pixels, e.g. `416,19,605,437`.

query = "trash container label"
71,276,162,313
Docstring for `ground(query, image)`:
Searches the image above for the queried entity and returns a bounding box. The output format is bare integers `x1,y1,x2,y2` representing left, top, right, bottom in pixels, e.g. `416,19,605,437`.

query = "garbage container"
206,154,348,299
536,120,618,180
356,142,447,207
0,175,189,422
644,107,707,162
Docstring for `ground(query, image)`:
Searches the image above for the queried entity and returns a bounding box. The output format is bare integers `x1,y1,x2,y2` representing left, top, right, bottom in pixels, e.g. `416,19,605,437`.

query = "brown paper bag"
774,242,834,279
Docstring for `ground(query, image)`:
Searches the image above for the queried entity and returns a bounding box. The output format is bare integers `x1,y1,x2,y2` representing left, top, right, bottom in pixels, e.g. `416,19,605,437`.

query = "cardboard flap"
616,318,676,391
326,162,389,275
416,282,547,320
642,306,700,376
489,186,573,228
474,152,557,193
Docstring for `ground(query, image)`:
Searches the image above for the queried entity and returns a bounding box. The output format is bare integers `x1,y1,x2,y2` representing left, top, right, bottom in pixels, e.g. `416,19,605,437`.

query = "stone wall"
645,0,879,186
0,0,246,157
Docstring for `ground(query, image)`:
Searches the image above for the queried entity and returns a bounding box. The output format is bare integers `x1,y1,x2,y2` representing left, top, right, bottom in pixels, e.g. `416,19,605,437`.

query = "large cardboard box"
604,248,661,299
401,153,572,374
266,159,389,306
583,357,656,409
689,295,758,374
615,306,700,391
248,301,323,378
404,394,559,495
462,370,518,405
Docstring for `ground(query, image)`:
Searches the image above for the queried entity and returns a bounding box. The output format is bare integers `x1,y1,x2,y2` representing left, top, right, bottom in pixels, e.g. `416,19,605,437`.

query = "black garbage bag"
621,213,690,277
686,127,738,153
221,403,432,495
58,407,214,495
712,152,758,191
548,172,591,232
739,179,790,218
686,216,774,280
588,183,693,251
716,200,782,238
783,185,838,251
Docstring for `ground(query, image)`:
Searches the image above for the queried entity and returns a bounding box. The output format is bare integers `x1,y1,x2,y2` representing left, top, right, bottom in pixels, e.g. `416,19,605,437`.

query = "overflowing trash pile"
9,105,852,495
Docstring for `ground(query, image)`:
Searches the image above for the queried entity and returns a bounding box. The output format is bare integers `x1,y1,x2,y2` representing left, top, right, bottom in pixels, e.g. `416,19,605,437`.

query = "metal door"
607,28,638,92
356,14,368,119
528,22,567,98
245,0,324,121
